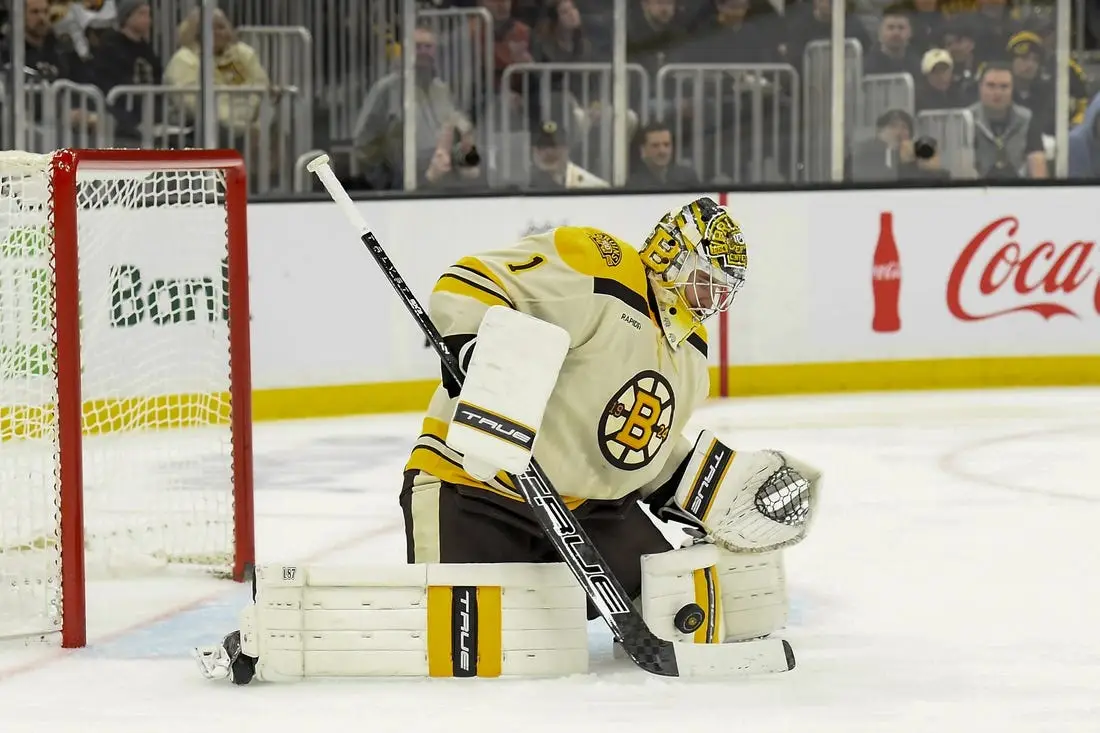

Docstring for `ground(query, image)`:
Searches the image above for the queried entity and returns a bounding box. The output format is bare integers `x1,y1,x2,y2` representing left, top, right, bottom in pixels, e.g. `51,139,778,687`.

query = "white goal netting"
0,152,245,641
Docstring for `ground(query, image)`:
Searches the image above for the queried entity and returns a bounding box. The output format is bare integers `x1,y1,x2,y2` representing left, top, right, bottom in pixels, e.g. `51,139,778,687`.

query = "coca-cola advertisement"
811,188,1100,357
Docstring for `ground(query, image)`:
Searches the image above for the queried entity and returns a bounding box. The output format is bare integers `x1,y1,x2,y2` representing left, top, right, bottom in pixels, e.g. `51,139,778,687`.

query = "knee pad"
639,543,787,644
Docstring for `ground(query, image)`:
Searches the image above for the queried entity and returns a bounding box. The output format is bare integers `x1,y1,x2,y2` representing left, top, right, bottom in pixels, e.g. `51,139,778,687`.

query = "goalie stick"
306,155,795,678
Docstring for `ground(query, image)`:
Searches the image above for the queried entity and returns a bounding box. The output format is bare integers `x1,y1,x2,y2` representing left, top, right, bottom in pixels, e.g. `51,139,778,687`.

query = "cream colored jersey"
404,225,711,507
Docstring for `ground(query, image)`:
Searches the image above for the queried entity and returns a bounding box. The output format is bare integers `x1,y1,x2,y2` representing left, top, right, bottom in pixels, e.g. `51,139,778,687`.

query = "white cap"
921,48,954,75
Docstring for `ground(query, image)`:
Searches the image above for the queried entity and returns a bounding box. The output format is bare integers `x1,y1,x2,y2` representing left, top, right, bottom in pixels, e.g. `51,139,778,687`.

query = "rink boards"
242,185,1100,420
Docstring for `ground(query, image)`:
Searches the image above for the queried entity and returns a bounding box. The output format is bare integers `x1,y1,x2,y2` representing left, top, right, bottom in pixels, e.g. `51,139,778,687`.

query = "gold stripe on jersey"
691,565,722,644
554,226,649,301
435,272,514,310
405,417,587,510
455,256,509,294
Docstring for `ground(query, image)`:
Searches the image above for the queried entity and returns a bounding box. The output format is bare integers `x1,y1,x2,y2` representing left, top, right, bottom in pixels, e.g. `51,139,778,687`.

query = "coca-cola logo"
947,216,1097,321
873,262,900,280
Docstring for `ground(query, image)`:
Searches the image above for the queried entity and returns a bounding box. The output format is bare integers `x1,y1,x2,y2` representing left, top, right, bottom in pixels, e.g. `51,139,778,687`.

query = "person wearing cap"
528,120,609,189
916,47,966,110
1026,17,1090,129
87,0,159,142
1006,30,1055,135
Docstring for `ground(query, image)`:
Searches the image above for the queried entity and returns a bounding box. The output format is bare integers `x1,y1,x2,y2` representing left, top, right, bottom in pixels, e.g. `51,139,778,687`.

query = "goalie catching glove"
646,430,821,553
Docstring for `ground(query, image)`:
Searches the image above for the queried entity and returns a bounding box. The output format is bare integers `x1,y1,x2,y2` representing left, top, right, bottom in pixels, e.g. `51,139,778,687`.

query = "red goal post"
0,149,255,648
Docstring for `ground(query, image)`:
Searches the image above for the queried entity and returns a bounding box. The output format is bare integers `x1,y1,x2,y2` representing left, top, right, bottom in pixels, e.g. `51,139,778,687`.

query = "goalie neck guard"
640,197,748,349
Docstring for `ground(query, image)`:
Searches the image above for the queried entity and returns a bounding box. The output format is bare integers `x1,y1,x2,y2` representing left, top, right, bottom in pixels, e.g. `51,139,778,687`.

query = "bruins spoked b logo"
599,371,675,470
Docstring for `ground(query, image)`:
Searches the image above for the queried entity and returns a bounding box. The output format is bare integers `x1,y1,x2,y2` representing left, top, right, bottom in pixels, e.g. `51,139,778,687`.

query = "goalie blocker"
195,544,790,683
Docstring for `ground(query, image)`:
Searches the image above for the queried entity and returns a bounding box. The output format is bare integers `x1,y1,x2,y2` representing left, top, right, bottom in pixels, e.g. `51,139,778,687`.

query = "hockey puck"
673,603,705,634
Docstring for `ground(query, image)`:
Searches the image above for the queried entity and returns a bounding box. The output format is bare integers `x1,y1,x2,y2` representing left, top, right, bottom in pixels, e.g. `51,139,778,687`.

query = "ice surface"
2,387,1098,733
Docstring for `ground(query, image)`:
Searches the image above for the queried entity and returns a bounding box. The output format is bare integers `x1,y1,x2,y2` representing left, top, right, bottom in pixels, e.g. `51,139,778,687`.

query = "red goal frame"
48,149,255,648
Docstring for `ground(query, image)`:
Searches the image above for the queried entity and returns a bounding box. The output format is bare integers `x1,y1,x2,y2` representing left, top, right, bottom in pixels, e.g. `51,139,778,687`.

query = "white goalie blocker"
445,306,571,481
233,563,589,681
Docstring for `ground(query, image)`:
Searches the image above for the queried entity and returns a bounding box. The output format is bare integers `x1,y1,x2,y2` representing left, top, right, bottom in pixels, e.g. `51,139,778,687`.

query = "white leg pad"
640,544,787,645
716,549,788,642
244,562,589,681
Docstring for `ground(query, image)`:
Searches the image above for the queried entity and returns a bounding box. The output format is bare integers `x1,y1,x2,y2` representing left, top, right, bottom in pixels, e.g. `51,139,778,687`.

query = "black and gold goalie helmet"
639,196,748,324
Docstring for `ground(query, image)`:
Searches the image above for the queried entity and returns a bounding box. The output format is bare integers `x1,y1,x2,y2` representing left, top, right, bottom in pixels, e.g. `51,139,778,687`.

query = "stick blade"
671,637,796,678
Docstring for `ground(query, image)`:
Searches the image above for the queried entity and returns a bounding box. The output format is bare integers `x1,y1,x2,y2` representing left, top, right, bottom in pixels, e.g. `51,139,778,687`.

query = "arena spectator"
1006,30,1055,134
49,0,115,61
528,119,609,189
683,0,784,64
848,108,950,180
472,0,532,92
1067,93,1100,178
864,4,923,77
422,120,486,189
942,15,979,101
530,0,628,167
627,0,693,112
950,0,1021,65
15,0,85,82
782,0,872,71
91,0,163,143
916,47,966,110
354,23,480,190
968,62,1048,179
628,121,700,189
164,7,272,137
1027,17,1090,128
907,0,945,56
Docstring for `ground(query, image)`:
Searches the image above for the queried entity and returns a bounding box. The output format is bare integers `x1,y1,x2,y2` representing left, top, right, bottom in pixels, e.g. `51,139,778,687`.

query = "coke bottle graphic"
872,211,901,333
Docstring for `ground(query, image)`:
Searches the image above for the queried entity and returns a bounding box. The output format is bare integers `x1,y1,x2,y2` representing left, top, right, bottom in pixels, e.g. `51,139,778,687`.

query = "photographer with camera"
847,108,950,182
424,121,484,189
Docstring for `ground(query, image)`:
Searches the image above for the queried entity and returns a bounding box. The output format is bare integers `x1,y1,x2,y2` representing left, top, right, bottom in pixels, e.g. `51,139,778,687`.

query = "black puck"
673,603,705,634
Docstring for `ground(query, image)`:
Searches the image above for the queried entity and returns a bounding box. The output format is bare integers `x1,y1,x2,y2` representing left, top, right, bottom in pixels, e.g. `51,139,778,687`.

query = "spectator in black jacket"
628,121,700,189
91,0,163,143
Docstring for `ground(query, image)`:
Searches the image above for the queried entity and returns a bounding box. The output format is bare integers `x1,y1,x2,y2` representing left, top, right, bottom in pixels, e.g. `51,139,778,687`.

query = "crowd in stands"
0,0,273,158
1,0,1099,193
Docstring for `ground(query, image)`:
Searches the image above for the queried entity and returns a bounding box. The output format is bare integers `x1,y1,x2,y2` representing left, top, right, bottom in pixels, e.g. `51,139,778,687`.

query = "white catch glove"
661,431,821,553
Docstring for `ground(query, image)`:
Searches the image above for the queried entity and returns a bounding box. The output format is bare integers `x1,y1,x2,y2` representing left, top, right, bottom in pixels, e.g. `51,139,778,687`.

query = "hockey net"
0,149,254,647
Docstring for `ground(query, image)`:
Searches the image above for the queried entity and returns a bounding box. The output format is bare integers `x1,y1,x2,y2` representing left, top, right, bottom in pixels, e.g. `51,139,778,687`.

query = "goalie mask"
640,197,748,347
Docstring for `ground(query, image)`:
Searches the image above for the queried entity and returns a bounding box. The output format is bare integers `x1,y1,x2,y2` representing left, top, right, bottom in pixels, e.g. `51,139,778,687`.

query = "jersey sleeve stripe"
687,331,708,358
593,276,648,318
454,256,509,293
436,273,516,310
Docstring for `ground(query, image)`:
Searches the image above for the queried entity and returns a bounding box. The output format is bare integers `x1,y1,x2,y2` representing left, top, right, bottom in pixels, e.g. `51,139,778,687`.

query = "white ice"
2,387,1098,733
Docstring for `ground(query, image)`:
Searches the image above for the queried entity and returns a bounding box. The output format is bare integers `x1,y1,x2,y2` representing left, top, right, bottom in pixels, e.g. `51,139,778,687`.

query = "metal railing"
498,62,650,187
803,39,864,183
103,84,303,194
0,79,109,151
655,64,800,185
237,26,314,161
861,73,916,132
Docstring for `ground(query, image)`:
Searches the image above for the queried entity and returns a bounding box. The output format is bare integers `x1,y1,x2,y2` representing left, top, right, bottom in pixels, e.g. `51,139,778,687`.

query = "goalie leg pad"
640,544,787,644
243,562,588,681
446,305,571,480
